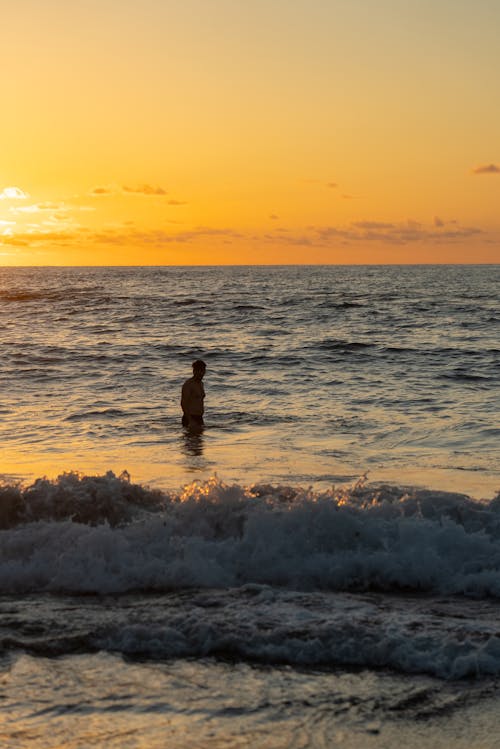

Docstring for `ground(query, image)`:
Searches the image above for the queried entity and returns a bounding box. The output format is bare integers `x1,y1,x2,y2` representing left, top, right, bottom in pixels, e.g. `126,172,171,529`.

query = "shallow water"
2,651,500,749
0,265,498,496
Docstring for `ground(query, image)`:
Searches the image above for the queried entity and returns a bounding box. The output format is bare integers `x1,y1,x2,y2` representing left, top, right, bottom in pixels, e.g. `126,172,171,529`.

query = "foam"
93,590,500,679
1,472,500,598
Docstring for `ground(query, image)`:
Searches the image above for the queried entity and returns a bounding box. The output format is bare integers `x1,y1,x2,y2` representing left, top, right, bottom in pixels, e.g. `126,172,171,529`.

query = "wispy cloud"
311,219,482,245
68,225,242,248
352,221,394,230
89,184,169,197
123,184,167,196
167,199,187,206
472,163,500,174
90,219,482,249
10,201,66,214
0,216,485,251
0,237,30,247
0,230,77,246
90,186,116,196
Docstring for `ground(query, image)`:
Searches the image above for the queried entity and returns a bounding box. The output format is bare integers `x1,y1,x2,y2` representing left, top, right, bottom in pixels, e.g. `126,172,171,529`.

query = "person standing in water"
181,360,206,427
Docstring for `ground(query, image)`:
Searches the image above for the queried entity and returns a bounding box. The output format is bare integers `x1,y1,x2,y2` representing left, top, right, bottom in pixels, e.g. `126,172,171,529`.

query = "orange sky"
1,0,499,265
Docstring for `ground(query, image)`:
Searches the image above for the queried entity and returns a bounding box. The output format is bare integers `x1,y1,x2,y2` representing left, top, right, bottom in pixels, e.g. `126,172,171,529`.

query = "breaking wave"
1,472,500,597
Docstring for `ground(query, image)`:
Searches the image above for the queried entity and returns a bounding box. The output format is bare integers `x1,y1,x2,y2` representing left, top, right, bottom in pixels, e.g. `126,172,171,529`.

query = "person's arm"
181,380,194,415
181,381,189,414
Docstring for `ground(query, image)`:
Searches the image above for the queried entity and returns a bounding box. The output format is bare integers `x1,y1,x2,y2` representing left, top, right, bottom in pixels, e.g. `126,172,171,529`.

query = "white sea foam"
1,472,500,598
93,590,500,679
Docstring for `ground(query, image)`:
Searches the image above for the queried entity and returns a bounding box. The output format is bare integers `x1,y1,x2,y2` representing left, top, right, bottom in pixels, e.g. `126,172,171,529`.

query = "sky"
1,0,499,265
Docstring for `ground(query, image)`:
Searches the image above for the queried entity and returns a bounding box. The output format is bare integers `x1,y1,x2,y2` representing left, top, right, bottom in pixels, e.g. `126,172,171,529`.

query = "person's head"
192,359,206,380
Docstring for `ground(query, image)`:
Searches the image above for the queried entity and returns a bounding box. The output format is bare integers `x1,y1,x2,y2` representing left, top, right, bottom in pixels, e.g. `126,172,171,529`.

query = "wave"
0,471,161,528
65,408,130,422
314,340,375,352
1,473,500,598
233,304,265,311
317,301,366,309
0,287,104,303
440,369,493,382
6,587,500,679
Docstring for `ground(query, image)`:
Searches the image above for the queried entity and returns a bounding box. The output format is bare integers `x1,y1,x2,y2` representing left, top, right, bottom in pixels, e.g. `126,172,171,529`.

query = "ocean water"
0,264,499,747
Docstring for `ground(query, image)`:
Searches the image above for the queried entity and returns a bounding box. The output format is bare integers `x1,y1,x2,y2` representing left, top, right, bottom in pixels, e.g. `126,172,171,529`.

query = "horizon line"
1,262,498,269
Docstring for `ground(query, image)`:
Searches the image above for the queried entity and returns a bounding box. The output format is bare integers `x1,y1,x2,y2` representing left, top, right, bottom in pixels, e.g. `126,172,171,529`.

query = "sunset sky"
1,0,499,265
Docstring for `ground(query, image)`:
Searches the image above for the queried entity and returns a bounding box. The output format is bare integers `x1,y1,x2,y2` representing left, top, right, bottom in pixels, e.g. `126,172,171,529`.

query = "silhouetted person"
181,359,206,428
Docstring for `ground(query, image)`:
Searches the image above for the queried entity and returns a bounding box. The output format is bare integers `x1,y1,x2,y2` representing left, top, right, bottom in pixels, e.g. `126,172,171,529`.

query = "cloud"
90,219,483,248
90,184,169,197
2,214,485,252
89,219,482,251
347,219,481,244
0,237,29,246
0,186,29,200
90,186,116,196
10,201,66,214
269,214,279,220
123,184,167,196
311,219,482,245
167,199,187,206
86,225,243,247
0,230,77,246
472,164,500,174
326,182,338,189
352,221,394,230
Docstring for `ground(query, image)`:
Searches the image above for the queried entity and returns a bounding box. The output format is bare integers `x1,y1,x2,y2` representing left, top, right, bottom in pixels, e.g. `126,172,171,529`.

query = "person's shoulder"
182,376,194,388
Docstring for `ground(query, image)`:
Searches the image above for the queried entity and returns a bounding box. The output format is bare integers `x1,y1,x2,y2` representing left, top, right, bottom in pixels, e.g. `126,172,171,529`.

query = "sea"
0,264,499,748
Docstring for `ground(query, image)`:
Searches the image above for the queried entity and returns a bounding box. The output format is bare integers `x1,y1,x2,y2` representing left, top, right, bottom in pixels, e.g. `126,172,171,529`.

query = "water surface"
0,265,498,496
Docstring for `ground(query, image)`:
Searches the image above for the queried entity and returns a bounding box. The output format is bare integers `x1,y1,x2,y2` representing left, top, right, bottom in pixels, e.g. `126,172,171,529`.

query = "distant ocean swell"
1,471,500,598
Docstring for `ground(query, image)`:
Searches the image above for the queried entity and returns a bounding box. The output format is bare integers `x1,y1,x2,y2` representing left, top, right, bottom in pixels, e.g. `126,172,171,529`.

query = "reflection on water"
1,652,496,749
180,423,206,470
0,265,498,497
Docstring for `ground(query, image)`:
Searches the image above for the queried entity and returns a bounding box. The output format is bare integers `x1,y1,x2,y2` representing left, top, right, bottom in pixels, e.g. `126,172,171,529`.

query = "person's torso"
189,379,205,414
